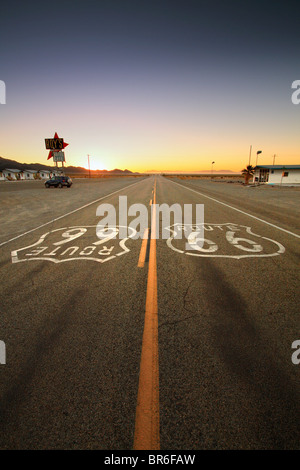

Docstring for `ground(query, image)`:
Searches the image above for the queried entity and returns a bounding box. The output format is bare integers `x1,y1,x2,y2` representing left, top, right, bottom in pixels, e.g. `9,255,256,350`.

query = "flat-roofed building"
254,165,300,185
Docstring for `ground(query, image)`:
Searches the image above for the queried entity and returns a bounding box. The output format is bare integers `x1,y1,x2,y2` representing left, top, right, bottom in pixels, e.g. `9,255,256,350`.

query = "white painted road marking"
11,226,137,264
0,178,145,248
166,223,285,259
170,179,300,239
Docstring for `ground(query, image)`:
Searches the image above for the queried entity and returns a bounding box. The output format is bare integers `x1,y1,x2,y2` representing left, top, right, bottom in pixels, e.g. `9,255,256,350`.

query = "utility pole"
248,145,252,166
88,154,91,178
273,154,277,165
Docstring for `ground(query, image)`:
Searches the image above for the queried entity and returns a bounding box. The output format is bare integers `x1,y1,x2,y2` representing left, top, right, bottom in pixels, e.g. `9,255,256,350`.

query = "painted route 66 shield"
11,226,137,264
166,223,285,259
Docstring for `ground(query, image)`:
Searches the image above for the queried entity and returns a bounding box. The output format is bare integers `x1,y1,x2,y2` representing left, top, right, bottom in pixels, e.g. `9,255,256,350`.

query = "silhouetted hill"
110,168,133,174
0,156,53,172
0,157,137,174
147,169,240,174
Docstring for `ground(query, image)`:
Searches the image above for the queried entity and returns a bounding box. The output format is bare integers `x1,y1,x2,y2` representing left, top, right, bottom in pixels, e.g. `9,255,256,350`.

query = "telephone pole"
248,145,252,166
88,154,91,178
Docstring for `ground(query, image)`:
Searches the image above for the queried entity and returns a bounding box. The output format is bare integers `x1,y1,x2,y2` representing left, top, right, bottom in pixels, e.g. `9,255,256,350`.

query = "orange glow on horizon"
86,158,104,171
1,142,299,174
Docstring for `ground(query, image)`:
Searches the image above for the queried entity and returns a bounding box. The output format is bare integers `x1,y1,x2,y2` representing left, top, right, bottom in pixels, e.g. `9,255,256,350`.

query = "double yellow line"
134,179,160,450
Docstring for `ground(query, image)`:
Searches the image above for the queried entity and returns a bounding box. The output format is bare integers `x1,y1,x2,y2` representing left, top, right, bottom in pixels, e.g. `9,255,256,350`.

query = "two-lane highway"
0,175,299,449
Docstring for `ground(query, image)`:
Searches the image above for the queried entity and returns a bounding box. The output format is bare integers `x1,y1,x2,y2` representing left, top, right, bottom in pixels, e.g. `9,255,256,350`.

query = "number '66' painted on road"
167,223,285,259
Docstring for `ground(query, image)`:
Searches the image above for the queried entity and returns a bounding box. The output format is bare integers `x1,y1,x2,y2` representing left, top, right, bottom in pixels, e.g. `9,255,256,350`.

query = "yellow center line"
134,178,160,450
137,228,149,268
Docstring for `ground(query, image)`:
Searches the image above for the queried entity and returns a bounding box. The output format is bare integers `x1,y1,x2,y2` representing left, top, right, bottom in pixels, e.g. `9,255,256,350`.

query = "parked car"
45,176,72,188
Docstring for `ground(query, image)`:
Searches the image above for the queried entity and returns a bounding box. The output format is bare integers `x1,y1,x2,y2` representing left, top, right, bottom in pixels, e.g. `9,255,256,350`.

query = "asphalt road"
0,175,299,449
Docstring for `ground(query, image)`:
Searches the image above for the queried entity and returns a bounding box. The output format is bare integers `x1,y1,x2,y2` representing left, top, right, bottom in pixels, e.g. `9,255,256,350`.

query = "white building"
2,169,21,180
254,165,300,185
23,169,37,180
38,170,51,179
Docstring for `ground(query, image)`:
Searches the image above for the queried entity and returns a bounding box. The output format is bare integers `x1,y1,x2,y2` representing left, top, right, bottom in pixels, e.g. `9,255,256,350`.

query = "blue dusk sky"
1,0,299,171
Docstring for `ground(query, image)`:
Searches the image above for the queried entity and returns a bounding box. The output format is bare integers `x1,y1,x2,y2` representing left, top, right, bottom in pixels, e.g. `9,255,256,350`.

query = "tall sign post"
45,132,69,174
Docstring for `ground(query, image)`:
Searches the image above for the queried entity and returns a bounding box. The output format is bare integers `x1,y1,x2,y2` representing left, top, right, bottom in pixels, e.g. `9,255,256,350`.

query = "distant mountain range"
0,156,240,175
0,157,136,174
147,169,240,174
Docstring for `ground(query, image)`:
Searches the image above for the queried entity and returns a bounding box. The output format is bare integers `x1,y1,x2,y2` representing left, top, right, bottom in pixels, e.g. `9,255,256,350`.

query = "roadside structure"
1,168,51,180
23,169,37,180
37,170,51,179
254,165,300,185
2,169,21,180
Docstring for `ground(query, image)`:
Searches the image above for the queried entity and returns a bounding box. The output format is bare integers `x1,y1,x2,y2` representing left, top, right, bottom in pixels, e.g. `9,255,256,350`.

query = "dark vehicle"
45,176,72,188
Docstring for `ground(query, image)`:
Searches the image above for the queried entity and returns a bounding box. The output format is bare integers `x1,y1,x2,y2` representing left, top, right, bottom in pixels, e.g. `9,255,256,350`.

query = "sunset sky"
1,0,299,172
